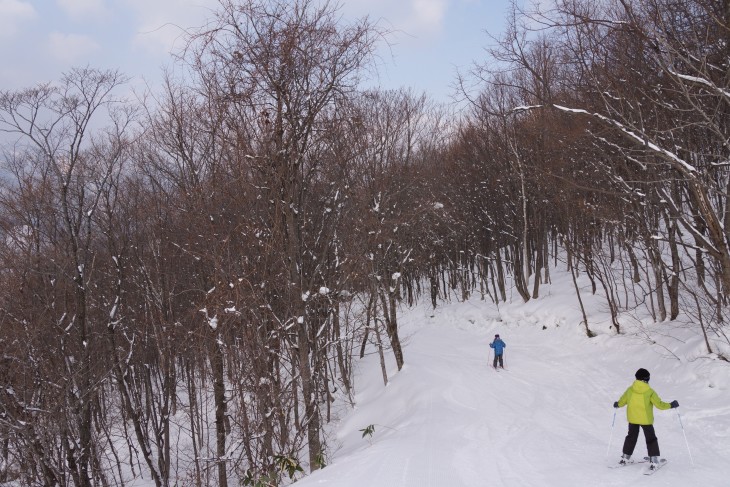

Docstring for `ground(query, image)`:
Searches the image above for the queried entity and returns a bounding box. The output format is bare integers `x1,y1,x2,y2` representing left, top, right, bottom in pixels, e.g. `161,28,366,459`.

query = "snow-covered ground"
295,272,730,486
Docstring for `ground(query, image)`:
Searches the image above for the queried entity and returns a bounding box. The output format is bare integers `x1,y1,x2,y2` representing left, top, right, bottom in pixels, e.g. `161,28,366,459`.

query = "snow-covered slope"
295,274,730,486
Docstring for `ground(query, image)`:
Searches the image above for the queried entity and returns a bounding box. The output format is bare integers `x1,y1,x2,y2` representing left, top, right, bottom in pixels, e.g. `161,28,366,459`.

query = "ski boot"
618,454,633,466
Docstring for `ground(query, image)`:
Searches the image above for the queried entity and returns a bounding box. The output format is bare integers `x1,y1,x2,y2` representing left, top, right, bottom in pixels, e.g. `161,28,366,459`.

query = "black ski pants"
493,353,503,368
622,423,660,457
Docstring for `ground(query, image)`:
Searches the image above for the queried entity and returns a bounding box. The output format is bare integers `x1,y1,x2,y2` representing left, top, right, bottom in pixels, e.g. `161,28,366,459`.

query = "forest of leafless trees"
0,0,728,485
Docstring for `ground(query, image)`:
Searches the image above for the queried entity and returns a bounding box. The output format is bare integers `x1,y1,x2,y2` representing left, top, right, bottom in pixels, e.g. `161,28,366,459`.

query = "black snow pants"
622,423,660,457
493,354,503,368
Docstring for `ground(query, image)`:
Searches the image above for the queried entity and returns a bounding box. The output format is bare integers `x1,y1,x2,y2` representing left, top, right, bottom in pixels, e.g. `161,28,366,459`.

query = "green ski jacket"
618,380,671,425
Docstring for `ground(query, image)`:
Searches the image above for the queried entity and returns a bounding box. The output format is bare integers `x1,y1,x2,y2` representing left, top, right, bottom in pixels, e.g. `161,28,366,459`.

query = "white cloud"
340,0,449,37
47,31,101,64
122,0,219,56
57,0,107,20
0,0,37,39
408,0,447,32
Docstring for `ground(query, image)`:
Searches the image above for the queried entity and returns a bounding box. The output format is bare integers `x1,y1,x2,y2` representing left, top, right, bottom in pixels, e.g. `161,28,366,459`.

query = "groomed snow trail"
294,297,730,486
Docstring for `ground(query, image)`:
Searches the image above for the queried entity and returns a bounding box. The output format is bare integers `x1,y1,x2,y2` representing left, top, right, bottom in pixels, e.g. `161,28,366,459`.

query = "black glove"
613,401,619,408
670,400,679,408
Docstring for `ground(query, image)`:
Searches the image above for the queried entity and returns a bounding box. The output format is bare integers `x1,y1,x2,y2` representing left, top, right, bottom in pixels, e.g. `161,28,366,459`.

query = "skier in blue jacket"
490,334,506,368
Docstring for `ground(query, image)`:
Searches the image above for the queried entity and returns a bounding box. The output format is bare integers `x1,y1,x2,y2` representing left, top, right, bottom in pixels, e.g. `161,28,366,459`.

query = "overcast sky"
1,0,513,101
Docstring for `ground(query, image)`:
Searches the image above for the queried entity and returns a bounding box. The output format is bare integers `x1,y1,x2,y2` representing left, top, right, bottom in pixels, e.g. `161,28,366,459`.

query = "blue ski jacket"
490,338,506,355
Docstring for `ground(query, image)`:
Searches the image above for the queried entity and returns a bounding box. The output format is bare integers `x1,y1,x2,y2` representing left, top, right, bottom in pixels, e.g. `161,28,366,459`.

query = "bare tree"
183,0,381,476
0,67,132,486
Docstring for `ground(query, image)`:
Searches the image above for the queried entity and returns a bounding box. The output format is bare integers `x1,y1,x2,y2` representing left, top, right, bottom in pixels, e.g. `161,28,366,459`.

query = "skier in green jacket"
613,368,679,470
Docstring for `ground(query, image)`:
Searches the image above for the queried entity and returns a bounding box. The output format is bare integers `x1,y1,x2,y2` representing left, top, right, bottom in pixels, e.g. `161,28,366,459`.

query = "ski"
643,459,667,475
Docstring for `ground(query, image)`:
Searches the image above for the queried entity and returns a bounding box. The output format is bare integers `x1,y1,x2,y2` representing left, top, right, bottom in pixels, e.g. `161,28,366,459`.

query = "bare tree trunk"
625,244,642,283
495,251,507,302
666,216,681,320
210,339,228,487
298,320,323,471
645,235,667,322
186,364,203,487
513,244,531,302
531,235,543,299
359,293,374,359
107,329,163,487
332,303,352,400
378,285,404,371
570,253,594,336
430,266,439,309
371,296,389,387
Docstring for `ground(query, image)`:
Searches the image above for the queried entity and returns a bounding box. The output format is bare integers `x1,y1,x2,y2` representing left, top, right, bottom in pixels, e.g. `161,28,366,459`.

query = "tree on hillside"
0,68,133,486
185,0,380,476
460,0,730,348
547,0,730,300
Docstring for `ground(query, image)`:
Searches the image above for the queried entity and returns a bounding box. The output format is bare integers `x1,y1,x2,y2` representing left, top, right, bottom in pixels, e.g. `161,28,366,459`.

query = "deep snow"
294,272,730,486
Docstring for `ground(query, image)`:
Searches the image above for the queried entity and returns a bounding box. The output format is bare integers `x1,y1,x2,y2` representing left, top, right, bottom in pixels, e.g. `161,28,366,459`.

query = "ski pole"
606,408,617,458
676,410,695,467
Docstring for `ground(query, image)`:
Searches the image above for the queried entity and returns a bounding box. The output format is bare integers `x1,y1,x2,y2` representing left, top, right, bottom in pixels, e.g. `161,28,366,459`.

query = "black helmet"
635,368,650,382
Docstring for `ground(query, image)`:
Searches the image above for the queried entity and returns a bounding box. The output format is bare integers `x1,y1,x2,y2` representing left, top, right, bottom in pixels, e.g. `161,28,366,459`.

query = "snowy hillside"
294,272,730,486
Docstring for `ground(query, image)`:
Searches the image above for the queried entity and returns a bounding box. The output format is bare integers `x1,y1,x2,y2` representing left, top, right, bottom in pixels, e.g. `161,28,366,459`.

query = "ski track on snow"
293,299,730,487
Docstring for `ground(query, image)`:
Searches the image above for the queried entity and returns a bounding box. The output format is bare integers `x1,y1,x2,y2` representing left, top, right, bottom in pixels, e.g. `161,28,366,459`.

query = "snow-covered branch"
552,104,698,174
668,70,730,102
